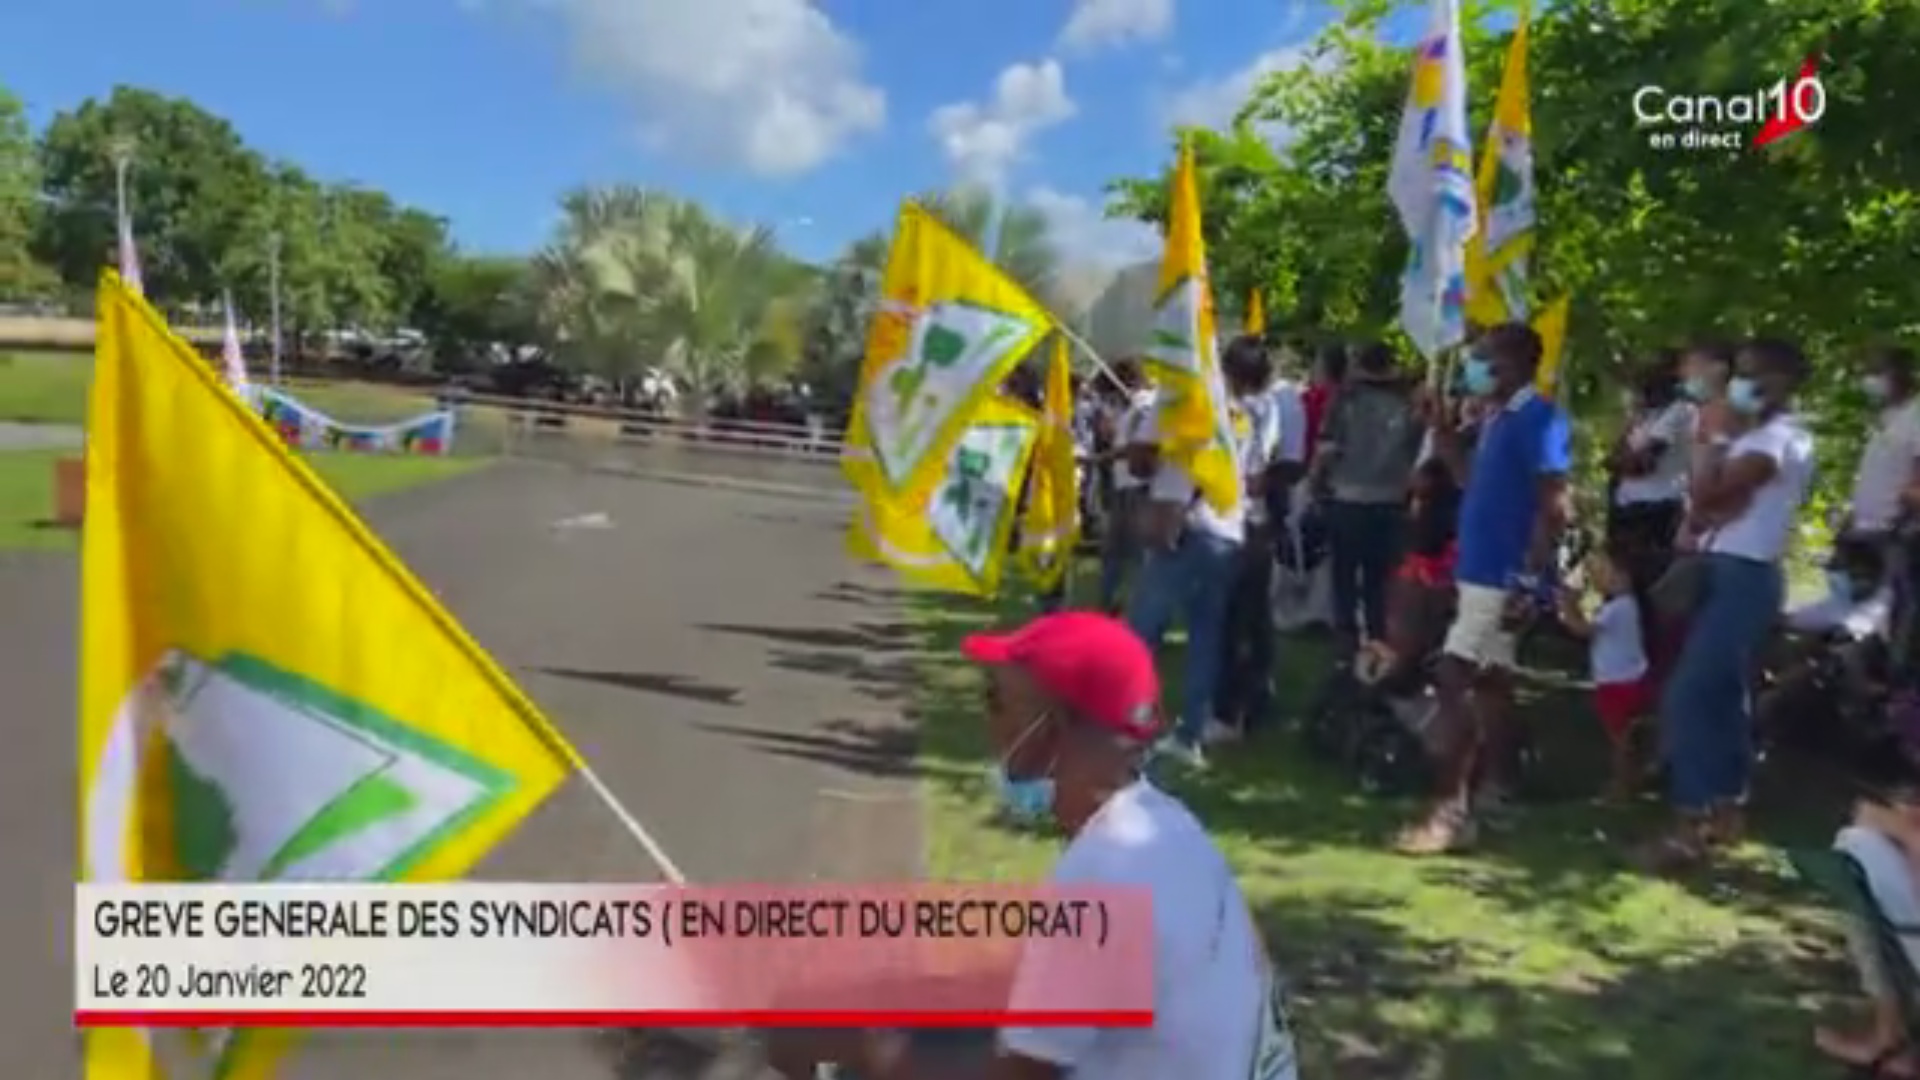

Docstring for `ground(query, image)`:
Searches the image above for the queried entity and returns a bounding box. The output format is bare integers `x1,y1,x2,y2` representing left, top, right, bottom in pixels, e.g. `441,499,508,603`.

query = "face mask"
1460,357,1496,396
1828,569,1858,602
989,714,1056,825
1727,375,1765,415
1679,376,1710,402
1865,374,1892,402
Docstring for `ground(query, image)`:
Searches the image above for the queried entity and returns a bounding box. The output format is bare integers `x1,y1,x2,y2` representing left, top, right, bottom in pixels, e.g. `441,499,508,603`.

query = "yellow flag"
846,395,1042,596
1245,290,1266,335
1017,335,1079,590
843,202,1053,504
1464,7,1534,326
1533,295,1571,396
81,274,574,1080
1143,140,1240,514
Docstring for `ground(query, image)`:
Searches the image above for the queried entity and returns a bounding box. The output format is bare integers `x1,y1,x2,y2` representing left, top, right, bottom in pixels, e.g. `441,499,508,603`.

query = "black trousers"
1215,530,1277,730
1605,499,1685,588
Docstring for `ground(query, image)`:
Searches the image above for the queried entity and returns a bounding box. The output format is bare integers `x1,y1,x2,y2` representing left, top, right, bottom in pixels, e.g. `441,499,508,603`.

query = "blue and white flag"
1387,0,1476,358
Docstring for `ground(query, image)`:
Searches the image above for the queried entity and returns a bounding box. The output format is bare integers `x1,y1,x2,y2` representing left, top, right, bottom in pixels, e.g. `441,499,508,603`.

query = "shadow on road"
695,621,917,653
697,719,921,781
810,582,916,608
536,667,744,707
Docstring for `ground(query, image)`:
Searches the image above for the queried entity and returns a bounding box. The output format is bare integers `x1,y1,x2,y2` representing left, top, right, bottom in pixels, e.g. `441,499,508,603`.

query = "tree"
35,86,270,303
414,254,539,371
799,230,888,410
529,186,814,402
0,85,52,299
1104,0,1920,436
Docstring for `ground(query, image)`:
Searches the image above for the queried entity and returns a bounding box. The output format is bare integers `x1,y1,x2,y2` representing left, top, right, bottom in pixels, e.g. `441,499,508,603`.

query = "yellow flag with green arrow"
843,202,1053,505
80,272,575,1080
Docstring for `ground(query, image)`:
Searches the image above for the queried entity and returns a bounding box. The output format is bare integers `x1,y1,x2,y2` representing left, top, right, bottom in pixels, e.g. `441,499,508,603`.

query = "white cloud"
1027,186,1161,269
541,0,885,176
1160,44,1314,132
1059,0,1174,53
928,60,1076,186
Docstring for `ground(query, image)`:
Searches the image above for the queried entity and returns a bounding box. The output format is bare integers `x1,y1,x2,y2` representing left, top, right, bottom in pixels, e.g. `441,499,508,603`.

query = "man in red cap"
772,611,1298,1080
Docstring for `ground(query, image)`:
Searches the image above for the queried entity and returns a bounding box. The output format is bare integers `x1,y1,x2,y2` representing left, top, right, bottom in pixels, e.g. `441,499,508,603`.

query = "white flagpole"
111,141,141,294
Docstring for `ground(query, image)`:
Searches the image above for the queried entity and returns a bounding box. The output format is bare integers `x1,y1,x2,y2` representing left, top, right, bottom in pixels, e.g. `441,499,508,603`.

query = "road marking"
818,787,913,803
551,511,612,530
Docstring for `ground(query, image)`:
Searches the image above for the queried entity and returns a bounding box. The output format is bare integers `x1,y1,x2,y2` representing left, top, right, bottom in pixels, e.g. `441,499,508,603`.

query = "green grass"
0,350,445,427
909,570,1858,1079
0,448,483,551
0,351,92,425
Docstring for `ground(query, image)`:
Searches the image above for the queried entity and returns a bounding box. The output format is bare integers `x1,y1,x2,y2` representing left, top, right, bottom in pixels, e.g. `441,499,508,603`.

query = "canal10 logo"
1632,53,1827,152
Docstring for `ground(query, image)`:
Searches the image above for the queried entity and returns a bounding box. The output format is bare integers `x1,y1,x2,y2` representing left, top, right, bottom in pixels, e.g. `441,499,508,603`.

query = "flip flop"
1815,1028,1917,1078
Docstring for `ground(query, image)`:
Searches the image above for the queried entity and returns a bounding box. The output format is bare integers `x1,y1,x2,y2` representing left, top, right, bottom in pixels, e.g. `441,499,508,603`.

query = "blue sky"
2,0,1357,267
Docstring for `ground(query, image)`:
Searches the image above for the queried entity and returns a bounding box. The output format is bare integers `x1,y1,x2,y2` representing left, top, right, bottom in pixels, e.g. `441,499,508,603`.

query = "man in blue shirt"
1399,322,1571,855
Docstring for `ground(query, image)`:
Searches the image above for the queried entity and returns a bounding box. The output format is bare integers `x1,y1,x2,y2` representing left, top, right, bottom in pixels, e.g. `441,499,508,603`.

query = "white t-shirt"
1705,413,1816,563
1001,781,1295,1080
1615,402,1696,505
1238,391,1282,526
1787,584,1894,640
1115,389,1159,492
1850,399,1920,532
1589,594,1649,685
1072,395,1100,454
1141,400,1245,543
1267,380,1309,465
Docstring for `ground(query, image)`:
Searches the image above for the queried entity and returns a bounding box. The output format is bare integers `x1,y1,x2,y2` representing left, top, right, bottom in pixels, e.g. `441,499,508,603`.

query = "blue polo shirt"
1455,389,1571,588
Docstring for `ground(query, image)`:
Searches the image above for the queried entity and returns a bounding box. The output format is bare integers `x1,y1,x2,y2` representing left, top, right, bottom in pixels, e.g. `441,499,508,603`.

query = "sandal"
1816,1028,1918,1077
1632,818,1712,873
1395,804,1478,856
1704,801,1747,848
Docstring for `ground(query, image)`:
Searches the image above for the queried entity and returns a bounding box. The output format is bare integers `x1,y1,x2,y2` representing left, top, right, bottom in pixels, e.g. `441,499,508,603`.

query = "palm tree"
529,186,811,406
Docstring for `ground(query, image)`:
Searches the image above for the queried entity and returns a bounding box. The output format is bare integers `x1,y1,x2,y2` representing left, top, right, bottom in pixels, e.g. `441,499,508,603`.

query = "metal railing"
442,391,852,491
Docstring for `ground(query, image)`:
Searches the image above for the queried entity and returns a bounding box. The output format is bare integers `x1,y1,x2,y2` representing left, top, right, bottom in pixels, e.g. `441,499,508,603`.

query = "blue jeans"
1659,554,1783,812
1324,500,1406,643
1126,528,1241,744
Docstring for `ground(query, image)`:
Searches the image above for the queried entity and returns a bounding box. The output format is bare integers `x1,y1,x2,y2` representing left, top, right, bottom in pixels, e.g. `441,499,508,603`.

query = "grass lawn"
0,349,448,427
0,448,484,551
908,571,1858,1079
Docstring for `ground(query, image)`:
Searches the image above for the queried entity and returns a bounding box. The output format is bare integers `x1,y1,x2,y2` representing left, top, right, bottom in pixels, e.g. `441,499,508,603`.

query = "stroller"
1300,526,1591,799
1301,640,1446,797
1760,537,1901,764
1299,532,1456,797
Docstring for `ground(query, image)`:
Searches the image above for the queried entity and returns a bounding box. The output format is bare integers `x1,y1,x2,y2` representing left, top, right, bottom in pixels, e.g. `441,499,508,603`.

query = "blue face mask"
1460,357,1496,396
990,715,1056,825
1680,376,1711,402
1727,376,1765,414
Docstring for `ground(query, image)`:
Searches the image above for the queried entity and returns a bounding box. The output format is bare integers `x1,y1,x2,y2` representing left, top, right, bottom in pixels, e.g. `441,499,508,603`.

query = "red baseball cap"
961,612,1161,742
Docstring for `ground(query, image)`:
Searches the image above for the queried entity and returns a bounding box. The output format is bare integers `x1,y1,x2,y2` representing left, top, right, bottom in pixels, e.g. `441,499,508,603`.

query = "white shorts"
1442,583,1518,669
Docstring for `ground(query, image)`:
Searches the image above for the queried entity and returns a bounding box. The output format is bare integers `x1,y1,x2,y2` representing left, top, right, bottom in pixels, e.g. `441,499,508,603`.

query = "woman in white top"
1606,351,1695,571
1643,338,1816,870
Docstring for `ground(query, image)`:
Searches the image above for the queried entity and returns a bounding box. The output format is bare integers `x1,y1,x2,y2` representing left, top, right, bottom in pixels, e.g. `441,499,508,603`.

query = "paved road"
0,420,82,450
0,460,931,1079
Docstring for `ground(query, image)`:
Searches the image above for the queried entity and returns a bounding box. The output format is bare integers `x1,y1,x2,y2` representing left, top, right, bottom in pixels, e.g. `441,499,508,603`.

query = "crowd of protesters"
773,328,1920,1079
1063,327,1920,865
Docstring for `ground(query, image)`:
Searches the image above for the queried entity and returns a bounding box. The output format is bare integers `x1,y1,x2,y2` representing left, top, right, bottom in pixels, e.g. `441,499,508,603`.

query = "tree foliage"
526,186,820,398
1105,0,1920,433
0,87,53,299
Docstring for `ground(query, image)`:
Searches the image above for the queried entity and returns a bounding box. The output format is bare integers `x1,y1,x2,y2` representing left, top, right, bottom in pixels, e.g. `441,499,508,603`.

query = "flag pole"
570,755,688,884
267,231,284,385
